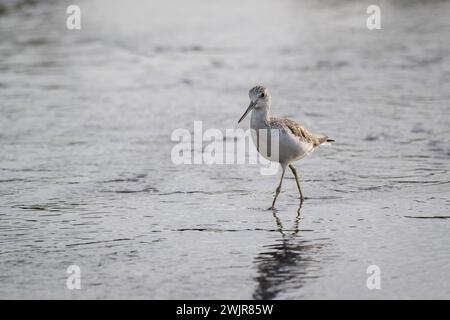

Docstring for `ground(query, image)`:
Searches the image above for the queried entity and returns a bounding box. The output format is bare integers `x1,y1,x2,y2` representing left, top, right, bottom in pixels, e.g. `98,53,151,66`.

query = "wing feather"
270,117,331,147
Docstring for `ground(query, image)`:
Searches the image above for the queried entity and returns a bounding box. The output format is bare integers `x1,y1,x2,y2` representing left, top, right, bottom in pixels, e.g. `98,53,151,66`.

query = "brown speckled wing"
270,117,329,147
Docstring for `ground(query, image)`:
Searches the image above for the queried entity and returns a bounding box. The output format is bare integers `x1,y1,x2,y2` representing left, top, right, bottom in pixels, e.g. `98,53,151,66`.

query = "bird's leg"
289,164,304,204
271,166,286,209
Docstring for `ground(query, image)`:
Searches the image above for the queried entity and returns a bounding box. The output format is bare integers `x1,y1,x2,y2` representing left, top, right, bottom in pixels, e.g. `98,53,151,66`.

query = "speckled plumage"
268,117,331,147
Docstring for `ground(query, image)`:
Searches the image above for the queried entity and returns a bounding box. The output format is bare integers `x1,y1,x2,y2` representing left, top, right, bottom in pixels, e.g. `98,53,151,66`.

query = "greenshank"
238,85,334,209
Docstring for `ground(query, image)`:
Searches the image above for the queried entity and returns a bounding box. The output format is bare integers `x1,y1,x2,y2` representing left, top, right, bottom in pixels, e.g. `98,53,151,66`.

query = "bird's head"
238,85,271,124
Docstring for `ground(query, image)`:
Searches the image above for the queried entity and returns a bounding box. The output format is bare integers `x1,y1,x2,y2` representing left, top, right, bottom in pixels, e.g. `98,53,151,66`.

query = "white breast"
250,112,314,165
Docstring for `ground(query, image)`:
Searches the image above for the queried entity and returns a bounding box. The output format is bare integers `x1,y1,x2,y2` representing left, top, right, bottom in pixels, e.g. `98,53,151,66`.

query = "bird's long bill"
238,101,255,124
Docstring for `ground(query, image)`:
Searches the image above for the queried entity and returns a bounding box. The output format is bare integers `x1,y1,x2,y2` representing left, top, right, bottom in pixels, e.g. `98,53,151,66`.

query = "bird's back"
269,117,331,147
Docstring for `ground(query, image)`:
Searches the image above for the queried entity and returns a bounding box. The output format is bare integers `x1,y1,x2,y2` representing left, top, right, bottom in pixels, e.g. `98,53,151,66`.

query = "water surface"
0,0,449,299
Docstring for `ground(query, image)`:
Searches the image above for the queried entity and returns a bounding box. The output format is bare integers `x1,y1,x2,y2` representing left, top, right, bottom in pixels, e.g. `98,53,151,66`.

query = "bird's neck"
251,107,270,128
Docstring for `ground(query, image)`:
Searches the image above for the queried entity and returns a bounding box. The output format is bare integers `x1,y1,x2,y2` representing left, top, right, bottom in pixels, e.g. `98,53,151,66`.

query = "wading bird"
238,85,334,209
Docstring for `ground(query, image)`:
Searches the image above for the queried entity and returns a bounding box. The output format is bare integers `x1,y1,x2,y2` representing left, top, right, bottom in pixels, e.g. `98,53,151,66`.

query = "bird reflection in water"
253,205,325,300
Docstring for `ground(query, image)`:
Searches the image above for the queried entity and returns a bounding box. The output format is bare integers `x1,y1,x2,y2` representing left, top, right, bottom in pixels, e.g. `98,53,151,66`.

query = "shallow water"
0,0,449,299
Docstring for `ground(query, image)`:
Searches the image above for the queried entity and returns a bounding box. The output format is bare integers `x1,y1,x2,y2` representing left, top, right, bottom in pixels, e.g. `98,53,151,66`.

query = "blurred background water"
0,0,449,299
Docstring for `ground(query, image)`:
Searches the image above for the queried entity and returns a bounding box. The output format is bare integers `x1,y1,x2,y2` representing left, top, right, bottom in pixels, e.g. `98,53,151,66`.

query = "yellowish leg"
289,164,304,204
271,166,286,209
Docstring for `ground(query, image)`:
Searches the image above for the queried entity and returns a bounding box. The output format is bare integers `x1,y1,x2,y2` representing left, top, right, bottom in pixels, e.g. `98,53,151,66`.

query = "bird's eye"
260,92,266,98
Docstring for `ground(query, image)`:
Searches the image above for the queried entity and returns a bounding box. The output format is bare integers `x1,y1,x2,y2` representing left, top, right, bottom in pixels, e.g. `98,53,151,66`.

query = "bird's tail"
319,136,334,146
